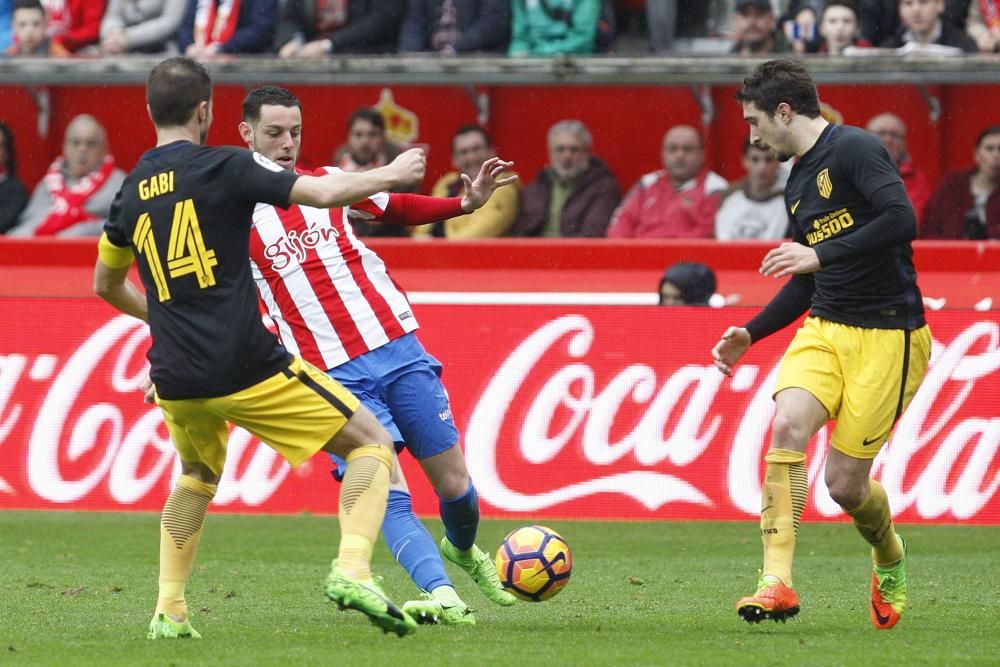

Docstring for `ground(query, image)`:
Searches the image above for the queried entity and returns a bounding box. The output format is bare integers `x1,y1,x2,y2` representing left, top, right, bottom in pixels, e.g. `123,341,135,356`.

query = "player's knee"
322,406,394,458
432,468,470,500
770,413,811,450
180,460,221,485
826,477,865,510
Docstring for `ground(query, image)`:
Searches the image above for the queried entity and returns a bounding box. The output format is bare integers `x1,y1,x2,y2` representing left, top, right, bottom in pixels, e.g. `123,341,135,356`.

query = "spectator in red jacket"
607,124,727,239
866,113,932,226
514,119,620,238
42,0,105,52
923,125,1000,239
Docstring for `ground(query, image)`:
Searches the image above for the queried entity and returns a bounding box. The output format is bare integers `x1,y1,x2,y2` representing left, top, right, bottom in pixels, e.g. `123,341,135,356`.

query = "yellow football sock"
847,479,903,566
336,444,392,580
156,475,216,619
760,449,807,587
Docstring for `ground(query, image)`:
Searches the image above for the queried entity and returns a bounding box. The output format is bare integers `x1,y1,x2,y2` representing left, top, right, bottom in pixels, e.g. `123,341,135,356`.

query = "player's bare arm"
711,326,752,377
290,147,427,208
459,157,518,212
760,241,821,278
94,259,148,322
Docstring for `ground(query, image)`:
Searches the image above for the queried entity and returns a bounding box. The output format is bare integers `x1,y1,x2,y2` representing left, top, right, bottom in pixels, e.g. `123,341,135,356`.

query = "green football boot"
440,538,516,607
402,591,476,626
147,613,202,639
325,562,418,637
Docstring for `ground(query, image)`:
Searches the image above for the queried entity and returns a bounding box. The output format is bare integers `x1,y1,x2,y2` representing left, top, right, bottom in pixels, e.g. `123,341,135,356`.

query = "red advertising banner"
1,298,998,524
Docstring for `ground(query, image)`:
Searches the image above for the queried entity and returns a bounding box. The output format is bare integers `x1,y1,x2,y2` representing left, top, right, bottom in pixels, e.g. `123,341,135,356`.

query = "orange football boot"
736,576,801,624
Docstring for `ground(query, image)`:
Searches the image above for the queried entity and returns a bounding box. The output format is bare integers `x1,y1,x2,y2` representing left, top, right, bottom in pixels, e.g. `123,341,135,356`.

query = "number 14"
133,198,218,302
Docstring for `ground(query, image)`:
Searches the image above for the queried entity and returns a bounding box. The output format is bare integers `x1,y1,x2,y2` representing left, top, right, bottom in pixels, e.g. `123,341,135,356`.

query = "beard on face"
551,161,587,181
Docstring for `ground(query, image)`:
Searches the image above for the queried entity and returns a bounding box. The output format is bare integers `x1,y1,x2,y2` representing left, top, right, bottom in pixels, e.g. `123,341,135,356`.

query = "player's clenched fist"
711,326,751,377
390,148,427,187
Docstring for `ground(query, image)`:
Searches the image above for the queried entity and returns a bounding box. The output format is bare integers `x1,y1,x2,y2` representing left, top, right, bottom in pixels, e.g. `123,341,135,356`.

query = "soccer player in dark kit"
94,57,427,639
712,59,931,630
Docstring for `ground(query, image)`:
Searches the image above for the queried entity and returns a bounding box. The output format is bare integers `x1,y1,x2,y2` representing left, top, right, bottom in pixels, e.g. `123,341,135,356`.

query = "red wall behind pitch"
3,82,996,203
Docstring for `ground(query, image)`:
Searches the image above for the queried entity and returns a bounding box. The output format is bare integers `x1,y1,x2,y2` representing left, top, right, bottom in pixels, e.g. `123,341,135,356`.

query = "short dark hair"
451,124,491,152
146,57,212,128
736,59,821,119
0,122,16,174
13,0,44,13
348,107,384,132
243,86,301,124
975,125,1000,148
821,0,859,21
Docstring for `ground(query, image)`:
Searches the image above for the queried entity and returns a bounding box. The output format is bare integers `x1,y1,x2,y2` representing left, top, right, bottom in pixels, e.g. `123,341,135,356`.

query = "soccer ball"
495,525,573,602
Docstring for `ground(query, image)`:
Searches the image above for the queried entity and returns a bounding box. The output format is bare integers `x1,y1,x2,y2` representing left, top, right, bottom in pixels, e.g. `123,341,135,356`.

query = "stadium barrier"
4,56,1000,204
0,238,997,524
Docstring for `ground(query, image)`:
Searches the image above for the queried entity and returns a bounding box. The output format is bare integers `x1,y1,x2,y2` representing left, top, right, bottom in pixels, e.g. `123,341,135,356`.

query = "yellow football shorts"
156,356,361,475
774,317,931,460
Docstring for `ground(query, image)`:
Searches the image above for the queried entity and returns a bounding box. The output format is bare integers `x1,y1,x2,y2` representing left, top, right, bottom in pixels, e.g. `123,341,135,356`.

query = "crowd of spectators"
3,0,1000,57
1,2,997,239
2,106,997,240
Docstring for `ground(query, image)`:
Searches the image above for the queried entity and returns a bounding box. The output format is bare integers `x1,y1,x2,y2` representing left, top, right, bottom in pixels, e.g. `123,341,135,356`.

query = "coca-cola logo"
1,307,998,524
465,314,1000,520
1,315,290,506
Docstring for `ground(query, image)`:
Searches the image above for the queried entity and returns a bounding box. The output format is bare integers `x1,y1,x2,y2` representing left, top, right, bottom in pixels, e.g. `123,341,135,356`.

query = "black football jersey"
785,124,925,330
104,141,299,399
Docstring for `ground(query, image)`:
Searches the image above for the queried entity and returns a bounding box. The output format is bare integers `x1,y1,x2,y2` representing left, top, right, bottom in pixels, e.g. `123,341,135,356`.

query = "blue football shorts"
326,332,460,480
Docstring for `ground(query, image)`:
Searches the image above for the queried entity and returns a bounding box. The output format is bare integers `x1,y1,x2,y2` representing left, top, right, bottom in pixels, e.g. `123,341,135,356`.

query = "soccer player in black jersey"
93,57,427,639
712,59,931,630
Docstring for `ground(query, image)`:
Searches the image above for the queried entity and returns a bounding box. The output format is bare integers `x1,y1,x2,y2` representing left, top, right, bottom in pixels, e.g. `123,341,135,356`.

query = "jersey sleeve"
836,129,901,202
227,149,300,208
102,183,132,248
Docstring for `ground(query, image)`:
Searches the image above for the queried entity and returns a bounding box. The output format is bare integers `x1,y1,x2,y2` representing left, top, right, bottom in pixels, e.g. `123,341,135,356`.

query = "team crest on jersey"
816,168,833,199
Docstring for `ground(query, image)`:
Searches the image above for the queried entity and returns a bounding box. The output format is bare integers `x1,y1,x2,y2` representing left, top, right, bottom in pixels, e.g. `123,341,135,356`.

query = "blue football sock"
439,481,480,551
382,489,451,592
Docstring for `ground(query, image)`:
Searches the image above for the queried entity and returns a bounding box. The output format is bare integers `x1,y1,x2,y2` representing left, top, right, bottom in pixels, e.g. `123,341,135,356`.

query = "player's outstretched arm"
711,326,751,377
459,157,518,212
290,147,427,209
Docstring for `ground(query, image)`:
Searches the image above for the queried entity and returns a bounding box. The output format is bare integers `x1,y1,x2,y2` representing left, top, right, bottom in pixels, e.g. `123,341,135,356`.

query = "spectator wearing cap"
731,0,791,55
658,262,717,306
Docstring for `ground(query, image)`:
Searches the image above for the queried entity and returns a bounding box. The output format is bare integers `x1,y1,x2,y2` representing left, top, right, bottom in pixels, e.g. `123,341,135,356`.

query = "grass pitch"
1,512,997,666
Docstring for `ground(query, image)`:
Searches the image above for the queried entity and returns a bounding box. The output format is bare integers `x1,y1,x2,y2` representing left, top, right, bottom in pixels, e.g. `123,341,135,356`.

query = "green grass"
0,512,997,666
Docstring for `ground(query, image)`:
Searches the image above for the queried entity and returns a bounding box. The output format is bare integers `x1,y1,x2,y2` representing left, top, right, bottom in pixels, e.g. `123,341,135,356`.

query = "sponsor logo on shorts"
439,408,452,421
862,436,882,447
399,311,412,321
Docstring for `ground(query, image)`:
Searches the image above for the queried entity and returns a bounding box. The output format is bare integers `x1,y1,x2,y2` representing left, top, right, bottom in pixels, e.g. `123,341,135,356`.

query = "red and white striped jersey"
249,166,418,370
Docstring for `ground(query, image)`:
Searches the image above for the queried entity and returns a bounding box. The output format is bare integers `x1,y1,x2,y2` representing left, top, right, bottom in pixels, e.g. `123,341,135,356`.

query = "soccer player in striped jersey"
240,86,518,625
95,58,428,639
712,59,930,630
